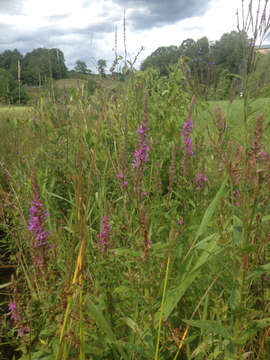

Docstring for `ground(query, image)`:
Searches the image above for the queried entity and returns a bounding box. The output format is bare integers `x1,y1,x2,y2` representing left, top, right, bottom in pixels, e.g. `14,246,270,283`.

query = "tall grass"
0,55,270,360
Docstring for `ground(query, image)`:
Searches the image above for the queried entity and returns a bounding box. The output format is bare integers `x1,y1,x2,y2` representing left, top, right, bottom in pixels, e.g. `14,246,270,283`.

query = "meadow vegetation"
1,2,270,359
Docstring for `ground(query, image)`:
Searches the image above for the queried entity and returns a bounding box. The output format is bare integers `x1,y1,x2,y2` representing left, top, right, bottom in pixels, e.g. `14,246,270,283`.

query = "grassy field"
0,68,270,360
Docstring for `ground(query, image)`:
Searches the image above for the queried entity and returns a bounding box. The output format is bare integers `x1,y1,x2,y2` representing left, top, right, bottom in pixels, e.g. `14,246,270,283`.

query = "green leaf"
254,317,270,328
86,298,128,360
110,248,143,257
154,180,228,326
195,176,228,242
121,317,143,338
47,191,73,205
154,269,199,327
184,320,231,340
0,281,11,289
247,262,270,280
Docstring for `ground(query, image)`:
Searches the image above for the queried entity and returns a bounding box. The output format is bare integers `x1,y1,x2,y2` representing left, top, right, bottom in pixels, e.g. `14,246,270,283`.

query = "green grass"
0,105,32,112
1,67,270,360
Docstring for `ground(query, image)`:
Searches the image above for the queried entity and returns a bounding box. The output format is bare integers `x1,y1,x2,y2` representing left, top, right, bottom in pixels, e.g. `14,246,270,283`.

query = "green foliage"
249,53,270,97
0,49,23,78
140,46,180,75
140,31,250,101
74,60,91,74
0,68,29,104
97,59,107,77
0,68,16,103
211,31,248,76
22,48,67,85
1,36,270,360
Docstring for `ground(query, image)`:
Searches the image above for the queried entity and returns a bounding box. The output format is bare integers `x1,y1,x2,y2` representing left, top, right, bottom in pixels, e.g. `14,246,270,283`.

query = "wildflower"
178,217,183,226
9,302,16,312
181,117,194,156
132,122,150,168
233,189,241,207
8,301,28,337
29,199,49,248
117,173,128,187
98,215,111,253
9,301,18,323
195,172,207,191
258,151,267,160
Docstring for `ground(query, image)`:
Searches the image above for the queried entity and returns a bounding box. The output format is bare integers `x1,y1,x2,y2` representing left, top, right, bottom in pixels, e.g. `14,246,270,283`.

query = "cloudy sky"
0,0,246,71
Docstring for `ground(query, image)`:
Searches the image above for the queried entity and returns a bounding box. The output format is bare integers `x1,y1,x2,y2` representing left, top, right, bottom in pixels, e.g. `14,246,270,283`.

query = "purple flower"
9,302,16,312
178,217,183,226
181,118,194,156
117,173,128,187
98,215,111,253
132,122,150,168
258,151,267,160
9,301,18,321
233,189,241,207
18,327,29,337
28,199,49,248
195,172,207,191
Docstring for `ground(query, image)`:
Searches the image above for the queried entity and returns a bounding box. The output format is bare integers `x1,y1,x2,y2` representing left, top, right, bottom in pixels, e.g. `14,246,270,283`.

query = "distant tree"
196,37,210,62
211,31,248,76
249,53,270,97
0,49,23,79
22,48,67,85
97,59,107,77
74,60,90,74
0,68,29,104
0,68,14,102
140,46,180,75
179,39,197,59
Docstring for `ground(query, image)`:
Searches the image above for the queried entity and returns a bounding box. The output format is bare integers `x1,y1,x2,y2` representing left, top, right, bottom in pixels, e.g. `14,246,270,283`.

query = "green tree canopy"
74,60,90,74
22,48,67,85
0,49,23,79
140,45,180,75
97,59,107,77
211,31,249,76
0,68,28,104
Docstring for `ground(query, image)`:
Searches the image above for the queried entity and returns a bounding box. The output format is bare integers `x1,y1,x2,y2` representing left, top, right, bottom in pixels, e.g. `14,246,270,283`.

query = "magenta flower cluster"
233,189,241,207
182,118,194,156
98,215,111,253
195,172,208,191
8,302,29,337
132,122,150,168
28,199,49,248
117,173,128,187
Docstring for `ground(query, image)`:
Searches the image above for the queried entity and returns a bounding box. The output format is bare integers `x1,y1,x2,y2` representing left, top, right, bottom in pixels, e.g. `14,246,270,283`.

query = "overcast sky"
0,0,249,71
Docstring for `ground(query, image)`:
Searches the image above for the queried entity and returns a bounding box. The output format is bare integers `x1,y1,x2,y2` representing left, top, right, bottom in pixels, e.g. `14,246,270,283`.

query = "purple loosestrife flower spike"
9,302,16,312
8,301,28,337
178,217,183,226
29,199,49,248
132,122,150,168
182,117,194,156
117,173,128,187
98,215,111,253
195,172,208,191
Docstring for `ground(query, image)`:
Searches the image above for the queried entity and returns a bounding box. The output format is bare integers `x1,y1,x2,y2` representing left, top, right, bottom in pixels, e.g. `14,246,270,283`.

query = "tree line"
140,30,270,100
1,29,269,104
0,48,68,104
0,46,110,104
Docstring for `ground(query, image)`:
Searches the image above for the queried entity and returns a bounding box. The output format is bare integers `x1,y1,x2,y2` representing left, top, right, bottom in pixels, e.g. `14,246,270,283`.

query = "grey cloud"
0,0,24,15
0,0,212,70
42,14,70,22
76,22,115,35
112,0,211,29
